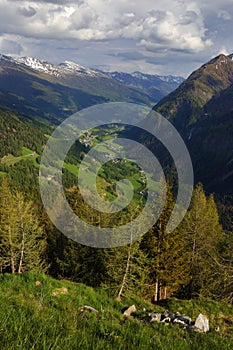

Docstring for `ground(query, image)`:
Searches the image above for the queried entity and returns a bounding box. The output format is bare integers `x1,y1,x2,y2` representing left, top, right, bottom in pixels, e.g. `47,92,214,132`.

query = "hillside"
155,54,233,129
0,106,46,158
0,54,154,124
153,53,233,194
0,273,232,350
104,71,184,102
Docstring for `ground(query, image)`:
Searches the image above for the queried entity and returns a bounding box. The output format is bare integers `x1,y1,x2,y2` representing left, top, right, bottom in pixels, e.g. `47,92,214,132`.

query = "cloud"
136,5,213,53
17,6,36,17
0,0,232,76
0,37,23,55
108,51,146,61
217,10,232,20
10,0,79,4
0,0,212,53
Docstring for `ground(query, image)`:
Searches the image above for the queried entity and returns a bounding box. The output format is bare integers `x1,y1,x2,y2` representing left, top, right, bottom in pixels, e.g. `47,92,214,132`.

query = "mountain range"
103,71,184,102
0,52,233,199
0,54,183,125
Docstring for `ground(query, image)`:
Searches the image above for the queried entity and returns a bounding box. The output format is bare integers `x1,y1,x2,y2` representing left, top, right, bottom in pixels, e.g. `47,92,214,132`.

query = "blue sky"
0,0,232,76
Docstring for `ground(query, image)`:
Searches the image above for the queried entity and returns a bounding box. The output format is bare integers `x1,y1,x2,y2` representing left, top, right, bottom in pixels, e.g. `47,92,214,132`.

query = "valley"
0,52,232,349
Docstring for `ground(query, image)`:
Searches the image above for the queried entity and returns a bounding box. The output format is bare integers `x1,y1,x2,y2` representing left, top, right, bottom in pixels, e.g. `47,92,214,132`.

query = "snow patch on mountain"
0,54,106,78
106,70,184,86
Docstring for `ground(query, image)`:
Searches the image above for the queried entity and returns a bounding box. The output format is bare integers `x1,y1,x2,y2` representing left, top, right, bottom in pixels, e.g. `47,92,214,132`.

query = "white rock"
194,313,209,333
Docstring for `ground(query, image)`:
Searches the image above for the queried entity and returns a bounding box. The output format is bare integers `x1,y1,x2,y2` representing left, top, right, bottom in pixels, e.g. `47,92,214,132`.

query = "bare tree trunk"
153,278,159,302
8,224,15,274
190,225,198,293
192,227,197,265
116,245,131,301
116,232,132,301
153,221,162,303
18,223,25,274
164,286,167,300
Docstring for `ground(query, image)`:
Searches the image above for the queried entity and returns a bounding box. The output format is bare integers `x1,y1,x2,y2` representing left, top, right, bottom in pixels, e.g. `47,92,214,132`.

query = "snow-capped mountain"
0,54,154,124
0,53,185,110
104,70,184,101
0,54,105,78
130,71,184,85
106,70,184,85
0,54,184,89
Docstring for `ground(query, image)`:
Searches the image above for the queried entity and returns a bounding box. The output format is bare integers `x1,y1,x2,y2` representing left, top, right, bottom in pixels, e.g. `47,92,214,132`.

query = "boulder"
123,305,136,317
173,312,192,326
150,312,162,322
161,310,175,323
194,313,209,333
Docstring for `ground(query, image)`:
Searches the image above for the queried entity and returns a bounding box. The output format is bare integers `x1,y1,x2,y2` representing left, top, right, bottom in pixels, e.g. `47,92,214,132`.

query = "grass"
1,147,39,167
0,273,232,350
64,162,79,177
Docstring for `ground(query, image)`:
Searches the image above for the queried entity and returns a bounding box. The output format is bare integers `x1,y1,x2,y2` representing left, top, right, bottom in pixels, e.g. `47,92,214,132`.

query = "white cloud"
0,0,212,52
0,0,232,75
17,5,36,17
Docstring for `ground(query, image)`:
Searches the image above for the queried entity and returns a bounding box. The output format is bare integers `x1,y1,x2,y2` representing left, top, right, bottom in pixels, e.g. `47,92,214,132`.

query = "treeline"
0,175,232,303
0,107,46,158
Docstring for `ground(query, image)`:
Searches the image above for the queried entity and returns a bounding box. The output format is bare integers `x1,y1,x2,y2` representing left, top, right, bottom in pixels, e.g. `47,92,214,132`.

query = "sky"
0,0,232,77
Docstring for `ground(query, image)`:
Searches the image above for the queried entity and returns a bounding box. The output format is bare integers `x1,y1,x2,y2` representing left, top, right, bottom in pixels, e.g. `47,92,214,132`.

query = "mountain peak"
154,53,233,193
0,54,104,78
207,53,232,66
155,53,233,128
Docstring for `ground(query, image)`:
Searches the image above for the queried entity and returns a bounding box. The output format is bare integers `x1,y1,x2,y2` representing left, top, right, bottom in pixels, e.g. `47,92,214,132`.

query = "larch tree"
141,183,190,302
0,177,47,274
180,183,224,299
98,203,149,300
0,177,18,273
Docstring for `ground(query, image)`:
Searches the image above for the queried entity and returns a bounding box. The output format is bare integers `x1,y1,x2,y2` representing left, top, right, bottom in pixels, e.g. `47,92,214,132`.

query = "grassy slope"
0,273,232,350
1,147,39,167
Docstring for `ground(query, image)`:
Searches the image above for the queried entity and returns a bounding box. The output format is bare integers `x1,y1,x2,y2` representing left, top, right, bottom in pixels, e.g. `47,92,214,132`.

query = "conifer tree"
141,183,190,301
181,183,224,298
0,177,47,273
0,177,17,273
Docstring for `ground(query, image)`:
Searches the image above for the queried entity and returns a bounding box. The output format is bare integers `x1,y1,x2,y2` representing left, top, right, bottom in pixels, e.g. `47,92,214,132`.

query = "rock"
173,312,192,326
35,281,41,287
194,313,209,333
79,305,99,313
141,312,162,323
141,315,152,324
150,312,162,322
161,310,175,323
123,305,136,317
141,308,207,333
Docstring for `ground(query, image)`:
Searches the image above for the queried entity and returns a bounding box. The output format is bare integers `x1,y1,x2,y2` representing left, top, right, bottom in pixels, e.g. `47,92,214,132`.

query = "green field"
1,147,39,167
0,273,232,350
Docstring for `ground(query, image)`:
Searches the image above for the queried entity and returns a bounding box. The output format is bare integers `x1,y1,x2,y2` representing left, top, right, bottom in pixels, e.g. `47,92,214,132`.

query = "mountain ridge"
155,53,233,129
104,70,184,102
153,53,233,194
0,54,153,124
0,54,183,109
